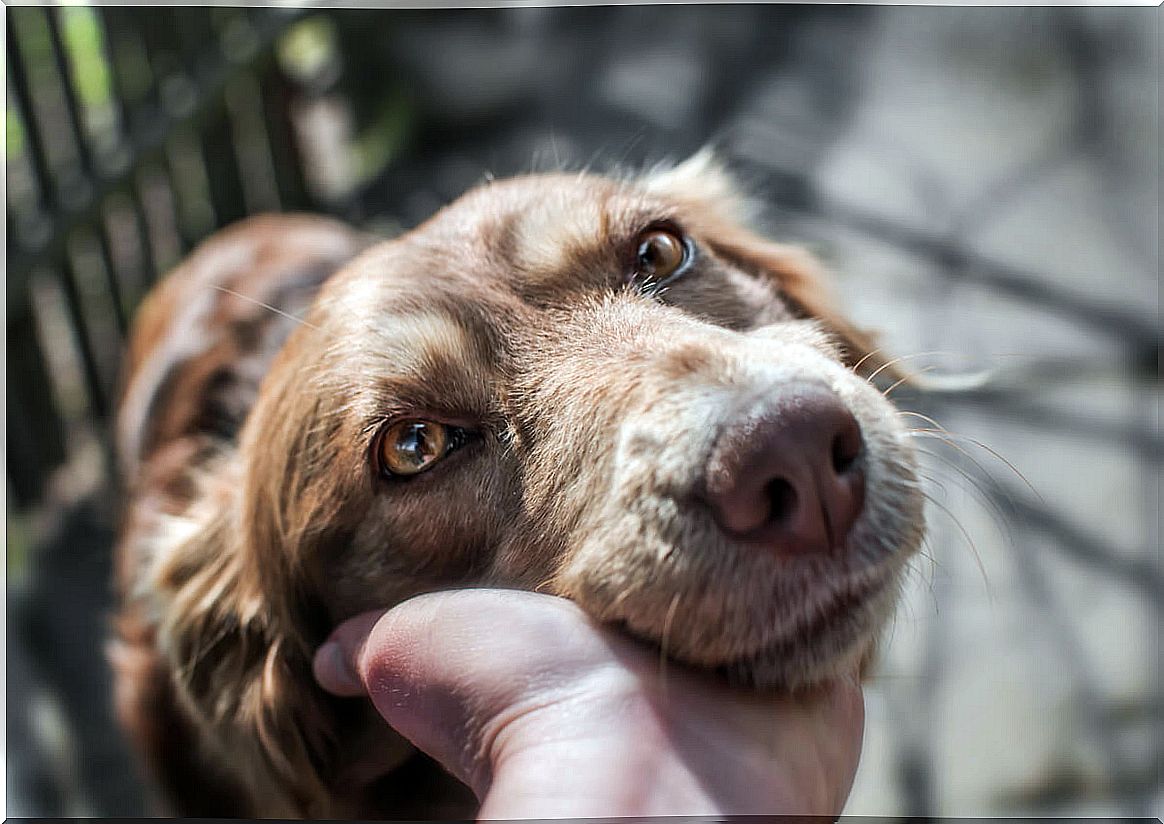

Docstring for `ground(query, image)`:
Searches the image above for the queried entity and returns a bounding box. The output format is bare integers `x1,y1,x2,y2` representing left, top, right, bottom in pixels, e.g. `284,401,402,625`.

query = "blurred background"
5,4,1159,818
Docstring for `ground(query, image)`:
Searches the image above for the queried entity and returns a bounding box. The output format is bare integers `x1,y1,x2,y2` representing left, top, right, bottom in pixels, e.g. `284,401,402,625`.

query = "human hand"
313,588,864,818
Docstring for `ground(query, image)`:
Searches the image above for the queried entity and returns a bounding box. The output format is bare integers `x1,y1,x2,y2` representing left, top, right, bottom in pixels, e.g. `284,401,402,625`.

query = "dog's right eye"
635,228,689,282
375,420,468,478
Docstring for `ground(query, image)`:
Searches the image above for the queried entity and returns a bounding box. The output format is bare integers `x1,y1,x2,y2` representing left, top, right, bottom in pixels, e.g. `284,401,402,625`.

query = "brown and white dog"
111,153,926,818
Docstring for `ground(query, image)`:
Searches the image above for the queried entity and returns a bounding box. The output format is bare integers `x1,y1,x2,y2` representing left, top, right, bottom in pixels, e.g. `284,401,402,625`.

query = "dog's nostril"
766,478,797,522
831,423,862,474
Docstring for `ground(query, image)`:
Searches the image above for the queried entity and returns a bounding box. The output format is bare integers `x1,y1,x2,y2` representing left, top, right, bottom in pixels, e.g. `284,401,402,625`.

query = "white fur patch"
511,195,605,274
641,148,756,225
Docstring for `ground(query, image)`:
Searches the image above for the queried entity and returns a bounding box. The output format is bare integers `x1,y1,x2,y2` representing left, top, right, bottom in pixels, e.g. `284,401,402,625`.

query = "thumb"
311,589,601,795
313,609,384,696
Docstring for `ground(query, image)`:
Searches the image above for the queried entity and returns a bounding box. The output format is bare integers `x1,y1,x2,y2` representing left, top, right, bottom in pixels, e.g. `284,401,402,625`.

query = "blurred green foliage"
277,15,337,83
7,106,25,159
7,512,33,578
7,7,115,161
61,7,113,111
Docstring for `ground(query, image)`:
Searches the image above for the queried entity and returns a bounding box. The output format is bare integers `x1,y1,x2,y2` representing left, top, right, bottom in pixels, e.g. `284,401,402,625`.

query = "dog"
111,153,925,818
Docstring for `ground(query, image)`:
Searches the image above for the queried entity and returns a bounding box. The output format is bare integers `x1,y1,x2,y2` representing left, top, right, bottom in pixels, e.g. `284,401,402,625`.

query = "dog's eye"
376,420,465,477
635,228,689,282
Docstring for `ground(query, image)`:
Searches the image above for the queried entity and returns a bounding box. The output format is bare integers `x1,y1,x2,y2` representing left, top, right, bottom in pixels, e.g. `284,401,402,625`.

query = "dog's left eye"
634,227,690,283
375,420,469,478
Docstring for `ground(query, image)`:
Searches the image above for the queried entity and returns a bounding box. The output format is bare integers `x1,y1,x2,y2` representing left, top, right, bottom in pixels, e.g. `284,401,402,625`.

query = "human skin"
313,589,866,818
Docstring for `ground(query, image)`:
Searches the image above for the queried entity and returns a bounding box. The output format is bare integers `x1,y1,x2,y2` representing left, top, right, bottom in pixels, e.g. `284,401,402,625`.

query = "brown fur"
113,155,924,817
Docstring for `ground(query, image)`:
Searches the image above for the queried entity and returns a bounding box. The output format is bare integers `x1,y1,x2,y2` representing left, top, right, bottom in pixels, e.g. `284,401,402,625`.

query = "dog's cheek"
549,393,731,636
496,432,615,590
322,466,513,618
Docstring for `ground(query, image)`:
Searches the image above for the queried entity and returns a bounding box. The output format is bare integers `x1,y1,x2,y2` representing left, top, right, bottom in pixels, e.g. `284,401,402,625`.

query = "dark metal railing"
6,6,316,508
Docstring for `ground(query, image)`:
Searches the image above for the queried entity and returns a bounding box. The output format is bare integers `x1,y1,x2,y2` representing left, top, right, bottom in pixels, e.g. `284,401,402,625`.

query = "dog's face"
239,156,924,690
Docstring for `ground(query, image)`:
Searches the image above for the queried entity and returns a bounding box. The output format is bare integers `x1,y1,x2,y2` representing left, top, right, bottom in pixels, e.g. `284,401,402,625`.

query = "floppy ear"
153,338,374,814
645,150,894,380
153,466,339,817
703,224,889,377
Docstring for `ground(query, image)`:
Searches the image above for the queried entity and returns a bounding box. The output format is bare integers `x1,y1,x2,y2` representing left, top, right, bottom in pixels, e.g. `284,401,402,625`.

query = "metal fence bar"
8,9,305,285
7,22,56,227
44,9,95,174
45,9,129,338
97,6,160,288
54,255,110,419
200,112,249,228
8,18,110,423
7,7,307,505
6,290,68,508
259,65,312,212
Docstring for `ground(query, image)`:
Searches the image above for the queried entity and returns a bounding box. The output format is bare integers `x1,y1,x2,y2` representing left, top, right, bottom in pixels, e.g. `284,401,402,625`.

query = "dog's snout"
704,383,866,556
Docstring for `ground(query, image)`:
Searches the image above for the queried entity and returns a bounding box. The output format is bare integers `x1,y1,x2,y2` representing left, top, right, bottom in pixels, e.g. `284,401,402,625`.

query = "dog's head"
160,154,924,808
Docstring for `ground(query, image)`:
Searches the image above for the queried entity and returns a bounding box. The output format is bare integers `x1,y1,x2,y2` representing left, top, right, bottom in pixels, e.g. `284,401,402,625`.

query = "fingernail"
314,640,362,696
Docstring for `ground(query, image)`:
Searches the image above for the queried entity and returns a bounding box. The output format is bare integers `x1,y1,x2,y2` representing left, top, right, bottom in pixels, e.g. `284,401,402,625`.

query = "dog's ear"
154,468,338,816
704,225,889,377
156,337,370,814
644,151,892,379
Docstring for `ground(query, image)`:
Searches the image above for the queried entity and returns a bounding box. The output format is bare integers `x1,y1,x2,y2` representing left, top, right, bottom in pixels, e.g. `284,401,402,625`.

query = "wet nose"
704,383,866,555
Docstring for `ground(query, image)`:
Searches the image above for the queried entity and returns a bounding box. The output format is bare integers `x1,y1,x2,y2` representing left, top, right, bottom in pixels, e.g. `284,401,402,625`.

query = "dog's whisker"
909,428,1041,502
919,537,942,604
211,285,319,331
920,490,992,599
865,350,962,383
917,454,1014,605
911,436,998,497
916,445,982,489
916,469,952,501
850,347,882,374
903,546,939,614
915,446,1015,535
897,409,950,432
905,541,941,601
882,366,937,398
915,537,940,570
867,349,1027,384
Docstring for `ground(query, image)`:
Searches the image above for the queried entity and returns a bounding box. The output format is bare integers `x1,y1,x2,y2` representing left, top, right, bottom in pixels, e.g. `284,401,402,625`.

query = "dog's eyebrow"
509,193,610,276
327,305,496,428
362,310,481,379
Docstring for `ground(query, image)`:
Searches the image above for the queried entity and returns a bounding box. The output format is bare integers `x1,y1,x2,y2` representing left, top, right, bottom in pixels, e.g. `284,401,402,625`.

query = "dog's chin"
564,492,921,691
714,572,901,690
621,566,902,692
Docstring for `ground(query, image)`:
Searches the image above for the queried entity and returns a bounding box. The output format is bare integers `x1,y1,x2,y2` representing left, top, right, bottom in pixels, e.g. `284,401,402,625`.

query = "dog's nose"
704,383,866,555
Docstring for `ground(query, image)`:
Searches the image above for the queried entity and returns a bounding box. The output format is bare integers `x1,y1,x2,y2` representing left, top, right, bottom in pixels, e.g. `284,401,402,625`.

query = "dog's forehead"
318,172,696,363
431,174,668,278
336,175,676,312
